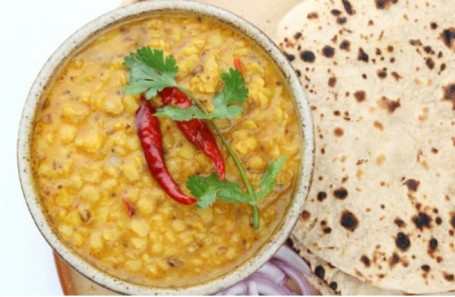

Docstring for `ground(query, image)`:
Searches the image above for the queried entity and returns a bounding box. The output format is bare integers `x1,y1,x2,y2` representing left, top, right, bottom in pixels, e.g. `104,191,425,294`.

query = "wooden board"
53,0,303,294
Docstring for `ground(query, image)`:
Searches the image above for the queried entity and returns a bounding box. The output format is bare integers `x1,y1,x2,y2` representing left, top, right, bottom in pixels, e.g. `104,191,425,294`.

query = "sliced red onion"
216,244,312,295
257,261,287,284
248,272,295,295
247,280,259,295
272,259,313,295
274,245,311,276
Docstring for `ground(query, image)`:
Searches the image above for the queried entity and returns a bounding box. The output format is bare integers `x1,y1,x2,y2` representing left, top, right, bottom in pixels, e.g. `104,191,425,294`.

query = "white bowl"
17,1,314,294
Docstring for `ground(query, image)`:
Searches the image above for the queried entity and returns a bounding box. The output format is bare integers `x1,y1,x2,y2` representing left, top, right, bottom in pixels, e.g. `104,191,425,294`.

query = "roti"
277,0,455,293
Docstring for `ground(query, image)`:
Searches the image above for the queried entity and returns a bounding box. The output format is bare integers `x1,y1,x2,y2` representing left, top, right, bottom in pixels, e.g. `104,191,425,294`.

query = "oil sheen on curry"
31,13,302,287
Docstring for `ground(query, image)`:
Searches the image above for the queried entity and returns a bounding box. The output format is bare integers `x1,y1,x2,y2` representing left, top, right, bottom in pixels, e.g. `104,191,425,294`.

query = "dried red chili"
159,87,225,180
135,96,196,205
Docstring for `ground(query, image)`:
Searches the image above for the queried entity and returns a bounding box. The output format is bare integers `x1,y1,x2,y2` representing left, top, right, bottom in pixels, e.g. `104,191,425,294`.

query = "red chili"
233,57,245,77
159,87,225,180
122,197,136,217
136,96,196,205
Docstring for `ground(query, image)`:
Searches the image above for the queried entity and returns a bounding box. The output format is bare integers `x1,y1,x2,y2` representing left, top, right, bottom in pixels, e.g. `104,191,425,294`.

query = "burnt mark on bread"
377,68,387,79
444,272,455,282
340,210,359,232
334,187,348,199
330,9,342,16
360,255,371,267
412,212,432,230
322,45,335,58
317,191,327,202
354,90,366,102
440,28,455,50
442,83,455,109
421,264,431,272
404,179,419,192
341,0,355,15
395,232,411,251
450,212,455,228
315,265,325,279
357,48,369,62
340,39,351,51
389,253,400,268
391,71,402,81
393,218,406,228
334,127,344,137
301,210,311,221
328,76,337,87
431,22,438,30
428,238,438,252
284,52,295,62
300,50,316,63
375,0,398,10
329,281,338,290
307,12,318,20
378,96,401,113
337,17,347,25
425,57,435,70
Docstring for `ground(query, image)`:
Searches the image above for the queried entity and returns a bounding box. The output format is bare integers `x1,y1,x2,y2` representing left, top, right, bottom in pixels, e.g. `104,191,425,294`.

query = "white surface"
0,1,121,295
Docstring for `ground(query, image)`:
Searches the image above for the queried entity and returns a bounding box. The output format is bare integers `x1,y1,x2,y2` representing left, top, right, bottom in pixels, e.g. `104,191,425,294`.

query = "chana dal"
31,13,302,287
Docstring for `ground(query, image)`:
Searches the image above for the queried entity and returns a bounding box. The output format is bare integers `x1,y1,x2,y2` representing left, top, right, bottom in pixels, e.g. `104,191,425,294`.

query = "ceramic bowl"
17,1,314,294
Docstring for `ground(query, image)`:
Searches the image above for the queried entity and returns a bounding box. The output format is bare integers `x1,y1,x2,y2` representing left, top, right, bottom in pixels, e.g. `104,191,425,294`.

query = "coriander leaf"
187,174,250,208
256,156,287,200
214,68,248,107
154,68,248,120
123,47,178,99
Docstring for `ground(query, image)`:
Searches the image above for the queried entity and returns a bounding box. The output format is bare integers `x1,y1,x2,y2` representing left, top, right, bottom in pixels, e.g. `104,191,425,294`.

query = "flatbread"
277,0,455,294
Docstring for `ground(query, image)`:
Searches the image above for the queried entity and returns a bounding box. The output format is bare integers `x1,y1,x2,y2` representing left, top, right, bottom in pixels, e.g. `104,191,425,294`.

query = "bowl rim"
17,0,314,294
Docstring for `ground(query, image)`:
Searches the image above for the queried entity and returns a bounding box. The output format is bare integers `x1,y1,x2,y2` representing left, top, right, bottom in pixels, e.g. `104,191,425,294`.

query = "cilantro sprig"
154,68,248,120
123,47,286,229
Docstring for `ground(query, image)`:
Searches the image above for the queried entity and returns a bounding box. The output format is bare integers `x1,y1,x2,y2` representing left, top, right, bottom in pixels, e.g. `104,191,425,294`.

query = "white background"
0,1,122,295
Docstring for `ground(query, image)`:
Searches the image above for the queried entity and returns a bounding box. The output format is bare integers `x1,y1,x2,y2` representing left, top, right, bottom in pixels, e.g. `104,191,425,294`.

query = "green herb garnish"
124,47,286,229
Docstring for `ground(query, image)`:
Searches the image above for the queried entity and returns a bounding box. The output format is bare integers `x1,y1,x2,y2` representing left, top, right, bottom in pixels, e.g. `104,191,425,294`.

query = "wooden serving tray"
53,0,302,294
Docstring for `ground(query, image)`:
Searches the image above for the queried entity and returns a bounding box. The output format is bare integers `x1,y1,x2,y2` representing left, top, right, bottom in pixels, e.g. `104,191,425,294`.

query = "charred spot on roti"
389,253,400,268
395,232,411,251
342,0,354,15
436,217,443,225
354,90,366,102
339,39,351,51
444,273,455,282
362,73,368,79
306,12,318,20
374,120,384,130
328,76,337,87
334,187,348,199
357,48,369,62
431,22,438,30
442,83,455,109
410,39,423,46
340,210,359,232
284,52,295,62
301,210,311,221
403,179,420,192
440,28,455,50
421,264,431,272
315,265,325,279
391,71,402,81
293,32,302,40
377,68,387,79
425,57,435,70
431,148,439,154
412,212,432,231
360,255,371,267
375,0,398,10
337,17,347,25
394,218,406,228
300,50,316,63
322,45,335,58
439,63,447,74
323,227,332,234
330,9,342,16
429,238,438,251
450,212,455,228
317,191,327,202
378,96,401,113
329,281,338,290
334,127,344,137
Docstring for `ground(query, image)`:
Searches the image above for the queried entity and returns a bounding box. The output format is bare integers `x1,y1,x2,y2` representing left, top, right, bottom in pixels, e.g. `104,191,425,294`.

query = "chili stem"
180,87,260,229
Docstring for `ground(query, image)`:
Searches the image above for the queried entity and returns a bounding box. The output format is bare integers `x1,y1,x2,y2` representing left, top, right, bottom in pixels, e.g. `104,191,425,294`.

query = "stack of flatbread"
276,0,455,294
